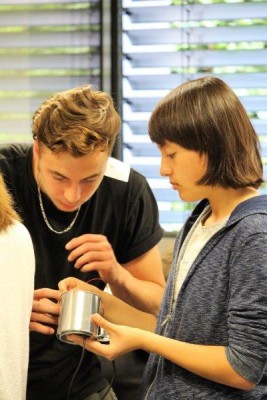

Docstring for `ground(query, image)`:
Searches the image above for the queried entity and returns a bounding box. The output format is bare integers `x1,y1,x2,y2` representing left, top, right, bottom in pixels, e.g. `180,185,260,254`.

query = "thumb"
58,277,73,291
91,313,113,333
58,277,81,292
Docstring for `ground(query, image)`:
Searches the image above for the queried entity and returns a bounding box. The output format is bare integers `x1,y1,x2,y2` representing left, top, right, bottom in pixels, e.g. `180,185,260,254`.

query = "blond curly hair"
32,84,121,156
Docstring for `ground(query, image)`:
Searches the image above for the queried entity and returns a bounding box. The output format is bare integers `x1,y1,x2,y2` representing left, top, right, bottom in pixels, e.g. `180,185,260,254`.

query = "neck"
37,183,81,235
204,187,259,226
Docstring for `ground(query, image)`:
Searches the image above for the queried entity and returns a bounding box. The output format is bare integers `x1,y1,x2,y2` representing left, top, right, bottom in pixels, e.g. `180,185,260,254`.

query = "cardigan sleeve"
226,231,267,384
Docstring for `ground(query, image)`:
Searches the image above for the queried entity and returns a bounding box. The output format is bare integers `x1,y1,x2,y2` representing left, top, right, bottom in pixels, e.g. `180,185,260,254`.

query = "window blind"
0,0,102,142
122,0,267,232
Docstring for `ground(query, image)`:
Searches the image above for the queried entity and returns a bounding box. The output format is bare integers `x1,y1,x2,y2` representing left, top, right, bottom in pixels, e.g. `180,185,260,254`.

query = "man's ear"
33,140,40,159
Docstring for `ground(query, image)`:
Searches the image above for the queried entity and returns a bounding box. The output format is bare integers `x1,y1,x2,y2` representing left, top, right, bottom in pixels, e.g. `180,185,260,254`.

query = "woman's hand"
58,277,157,332
58,277,92,292
58,277,103,298
67,313,145,360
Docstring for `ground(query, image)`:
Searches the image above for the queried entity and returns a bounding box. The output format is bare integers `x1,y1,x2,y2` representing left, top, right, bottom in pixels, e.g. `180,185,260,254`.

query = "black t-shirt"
0,143,163,400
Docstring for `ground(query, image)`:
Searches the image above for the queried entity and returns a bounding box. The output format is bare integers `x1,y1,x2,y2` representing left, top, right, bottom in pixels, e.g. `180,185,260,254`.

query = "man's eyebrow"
50,170,101,180
81,174,101,180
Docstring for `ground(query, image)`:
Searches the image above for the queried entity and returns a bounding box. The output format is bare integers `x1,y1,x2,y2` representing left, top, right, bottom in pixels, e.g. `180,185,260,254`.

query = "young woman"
0,174,35,400
63,77,267,399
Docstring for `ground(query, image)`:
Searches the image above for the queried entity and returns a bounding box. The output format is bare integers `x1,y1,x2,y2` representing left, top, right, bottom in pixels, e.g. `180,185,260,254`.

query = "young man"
0,85,165,400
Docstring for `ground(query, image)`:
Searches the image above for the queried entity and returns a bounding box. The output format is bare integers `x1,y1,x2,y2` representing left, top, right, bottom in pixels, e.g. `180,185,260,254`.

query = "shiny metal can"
57,290,101,345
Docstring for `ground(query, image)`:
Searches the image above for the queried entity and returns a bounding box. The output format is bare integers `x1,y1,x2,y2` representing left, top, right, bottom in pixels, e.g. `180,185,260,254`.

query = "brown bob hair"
148,76,263,189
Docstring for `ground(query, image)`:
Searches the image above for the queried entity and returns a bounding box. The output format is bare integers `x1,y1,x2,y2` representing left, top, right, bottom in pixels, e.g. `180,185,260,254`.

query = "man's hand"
66,236,165,315
30,288,61,335
66,234,120,284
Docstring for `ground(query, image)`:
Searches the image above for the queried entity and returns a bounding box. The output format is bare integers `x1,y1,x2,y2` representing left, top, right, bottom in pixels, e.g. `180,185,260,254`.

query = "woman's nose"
160,161,172,177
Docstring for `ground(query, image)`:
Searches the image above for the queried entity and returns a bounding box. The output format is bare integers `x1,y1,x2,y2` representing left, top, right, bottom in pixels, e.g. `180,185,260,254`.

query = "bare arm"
141,332,255,390
66,235,165,315
70,314,255,391
110,246,165,315
58,277,157,331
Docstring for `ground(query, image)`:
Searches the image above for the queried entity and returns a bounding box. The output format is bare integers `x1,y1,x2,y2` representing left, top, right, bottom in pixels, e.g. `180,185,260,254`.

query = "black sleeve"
116,169,164,264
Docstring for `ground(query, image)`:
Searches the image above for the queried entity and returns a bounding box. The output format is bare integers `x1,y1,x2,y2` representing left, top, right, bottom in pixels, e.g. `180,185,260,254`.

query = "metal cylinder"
57,290,101,345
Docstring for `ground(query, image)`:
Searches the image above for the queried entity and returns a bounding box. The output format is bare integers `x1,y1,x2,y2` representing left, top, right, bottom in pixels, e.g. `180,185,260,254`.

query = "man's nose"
63,185,82,203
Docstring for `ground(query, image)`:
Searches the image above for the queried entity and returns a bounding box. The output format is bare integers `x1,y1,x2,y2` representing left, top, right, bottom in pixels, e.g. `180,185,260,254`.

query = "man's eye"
83,178,97,185
54,176,65,182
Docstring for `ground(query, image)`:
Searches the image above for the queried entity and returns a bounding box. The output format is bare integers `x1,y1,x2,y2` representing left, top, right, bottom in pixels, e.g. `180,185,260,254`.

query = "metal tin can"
57,290,101,345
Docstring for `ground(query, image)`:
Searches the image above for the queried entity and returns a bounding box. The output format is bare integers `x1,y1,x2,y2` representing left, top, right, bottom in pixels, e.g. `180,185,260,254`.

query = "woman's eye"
167,153,176,159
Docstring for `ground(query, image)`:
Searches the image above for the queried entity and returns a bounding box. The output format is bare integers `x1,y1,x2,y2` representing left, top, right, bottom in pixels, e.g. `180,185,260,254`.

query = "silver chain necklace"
37,184,81,235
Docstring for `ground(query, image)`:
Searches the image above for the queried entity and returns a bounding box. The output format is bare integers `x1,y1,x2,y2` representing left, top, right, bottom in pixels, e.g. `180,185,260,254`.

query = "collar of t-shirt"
174,206,229,299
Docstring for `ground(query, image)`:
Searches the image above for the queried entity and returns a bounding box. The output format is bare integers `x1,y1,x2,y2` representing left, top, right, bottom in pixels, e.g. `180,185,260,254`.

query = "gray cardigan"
142,196,267,399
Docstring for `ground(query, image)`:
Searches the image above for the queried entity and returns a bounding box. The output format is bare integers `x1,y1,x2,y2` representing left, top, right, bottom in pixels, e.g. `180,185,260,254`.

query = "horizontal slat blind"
0,0,102,142
122,0,267,231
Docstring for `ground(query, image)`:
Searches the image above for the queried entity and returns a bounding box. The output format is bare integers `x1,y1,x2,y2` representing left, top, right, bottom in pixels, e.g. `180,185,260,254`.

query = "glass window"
122,0,267,231
0,0,102,142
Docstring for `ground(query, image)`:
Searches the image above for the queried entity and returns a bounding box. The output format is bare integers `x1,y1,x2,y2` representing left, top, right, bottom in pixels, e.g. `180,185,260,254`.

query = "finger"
84,338,114,359
67,335,114,359
79,261,112,275
30,321,55,335
90,313,113,332
66,334,85,346
66,234,106,250
58,279,101,295
31,312,58,325
58,278,71,292
73,252,110,269
67,243,108,263
32,300,60,315
58,277,81,292
34,288,61,302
